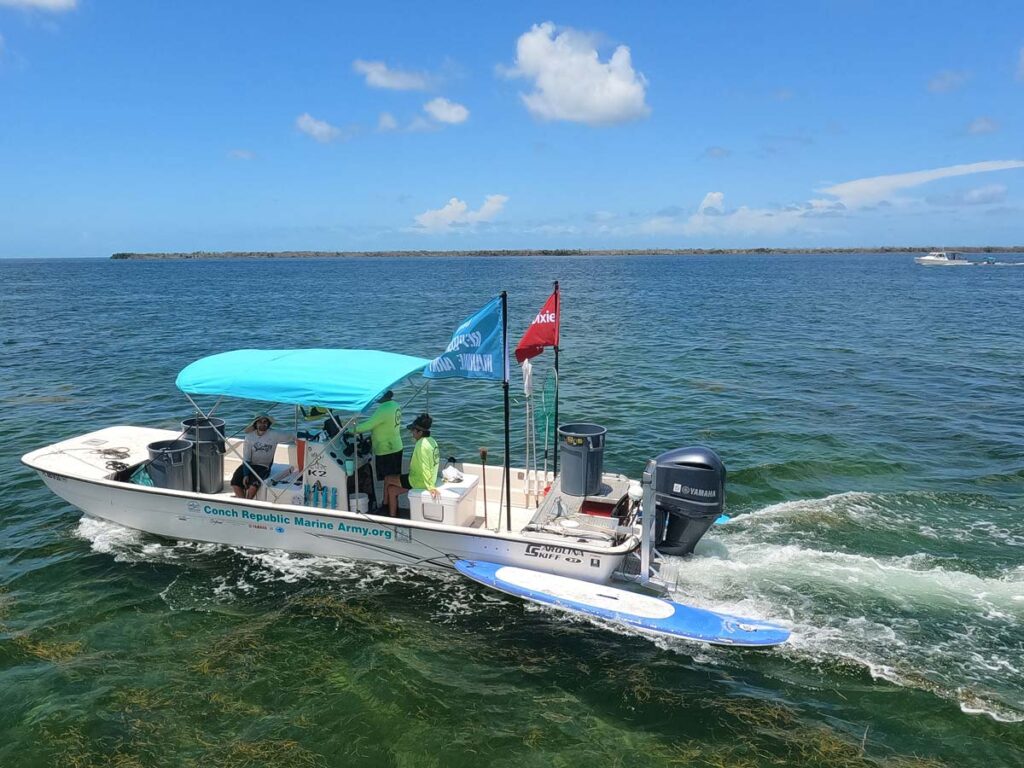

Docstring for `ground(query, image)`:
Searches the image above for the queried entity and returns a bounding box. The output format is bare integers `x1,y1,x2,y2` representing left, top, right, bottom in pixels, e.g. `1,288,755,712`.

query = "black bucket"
181,417,226,494
557,423,607,496
147,439,194,491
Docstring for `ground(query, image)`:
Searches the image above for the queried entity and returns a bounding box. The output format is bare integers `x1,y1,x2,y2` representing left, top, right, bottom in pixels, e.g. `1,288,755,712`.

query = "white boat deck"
23,425,175,481
23,426,633,549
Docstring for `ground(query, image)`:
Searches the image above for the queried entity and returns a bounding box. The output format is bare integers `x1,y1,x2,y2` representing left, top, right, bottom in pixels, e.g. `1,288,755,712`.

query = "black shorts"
375,451,403,480
400,473,411,489
230,463,271,487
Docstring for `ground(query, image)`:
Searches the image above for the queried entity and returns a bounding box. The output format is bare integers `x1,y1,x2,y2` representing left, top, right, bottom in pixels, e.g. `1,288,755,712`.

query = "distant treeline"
110,246,1024,260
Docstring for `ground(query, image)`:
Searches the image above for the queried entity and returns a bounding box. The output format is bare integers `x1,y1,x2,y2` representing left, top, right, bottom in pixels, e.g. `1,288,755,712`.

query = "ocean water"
1,253,1022,767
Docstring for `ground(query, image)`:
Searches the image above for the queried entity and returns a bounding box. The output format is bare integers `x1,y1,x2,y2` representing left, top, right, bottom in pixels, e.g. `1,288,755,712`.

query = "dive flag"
514,290,559,364
424,296,507,382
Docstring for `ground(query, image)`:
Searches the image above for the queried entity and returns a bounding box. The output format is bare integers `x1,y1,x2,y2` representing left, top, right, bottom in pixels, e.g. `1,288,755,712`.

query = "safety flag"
424,296,507,382
515,289,559,364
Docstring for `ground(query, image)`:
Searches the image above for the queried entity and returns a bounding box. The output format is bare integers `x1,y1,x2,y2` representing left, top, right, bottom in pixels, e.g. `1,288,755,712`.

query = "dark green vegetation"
111,246,1024,259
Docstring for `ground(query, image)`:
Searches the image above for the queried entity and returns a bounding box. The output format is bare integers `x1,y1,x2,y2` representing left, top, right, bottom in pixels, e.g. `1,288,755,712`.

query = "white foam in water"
74,507,1023,721
735,491,877,524
75,516,228,564
419,570,512,624
681,540,1024,615
232,547,418,591
75,516,145,559
211,573,258,598
235,548,341,584
661,496,1024,722
73,516,399,587
737,491,1024,551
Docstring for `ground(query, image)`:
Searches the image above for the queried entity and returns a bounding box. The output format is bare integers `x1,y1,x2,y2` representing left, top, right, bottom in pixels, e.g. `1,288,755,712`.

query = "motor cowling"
653,446,726,556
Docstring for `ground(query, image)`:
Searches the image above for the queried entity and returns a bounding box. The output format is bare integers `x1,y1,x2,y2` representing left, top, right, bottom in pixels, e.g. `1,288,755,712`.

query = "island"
110,247,1024,260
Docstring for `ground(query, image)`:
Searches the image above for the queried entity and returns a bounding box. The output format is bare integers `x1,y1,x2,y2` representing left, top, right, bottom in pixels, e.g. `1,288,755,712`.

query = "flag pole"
502,290,512,532
552,280,560,480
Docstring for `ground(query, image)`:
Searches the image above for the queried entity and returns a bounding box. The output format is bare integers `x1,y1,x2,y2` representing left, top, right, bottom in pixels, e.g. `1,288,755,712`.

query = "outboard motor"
652,446,726,556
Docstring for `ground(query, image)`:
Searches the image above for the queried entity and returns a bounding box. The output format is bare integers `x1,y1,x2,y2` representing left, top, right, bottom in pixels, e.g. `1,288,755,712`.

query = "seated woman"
382,413,439,517
230,414,293,499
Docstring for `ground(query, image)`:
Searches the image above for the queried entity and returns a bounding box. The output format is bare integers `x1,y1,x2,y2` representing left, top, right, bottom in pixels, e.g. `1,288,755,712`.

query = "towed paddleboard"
454,559,789,647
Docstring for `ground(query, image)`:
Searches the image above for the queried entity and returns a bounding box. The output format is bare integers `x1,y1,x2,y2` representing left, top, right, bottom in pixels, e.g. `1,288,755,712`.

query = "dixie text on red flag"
514,290,560,364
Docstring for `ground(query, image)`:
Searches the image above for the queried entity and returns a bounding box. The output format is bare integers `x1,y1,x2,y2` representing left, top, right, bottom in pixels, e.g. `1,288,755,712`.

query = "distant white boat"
915,250,972,266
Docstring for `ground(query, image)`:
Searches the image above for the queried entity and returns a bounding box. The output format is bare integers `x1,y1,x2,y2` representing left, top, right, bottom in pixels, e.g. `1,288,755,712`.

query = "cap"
407,413,432,431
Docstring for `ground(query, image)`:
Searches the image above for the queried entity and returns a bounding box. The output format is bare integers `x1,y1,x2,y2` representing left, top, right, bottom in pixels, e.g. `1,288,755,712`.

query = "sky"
1,0,1023,257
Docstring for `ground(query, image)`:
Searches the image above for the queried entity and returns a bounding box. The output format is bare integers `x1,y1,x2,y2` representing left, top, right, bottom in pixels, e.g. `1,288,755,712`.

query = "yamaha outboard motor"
652,446,726,556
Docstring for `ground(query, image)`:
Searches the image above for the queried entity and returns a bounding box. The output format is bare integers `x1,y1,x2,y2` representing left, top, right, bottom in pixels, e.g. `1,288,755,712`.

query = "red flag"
515,290,560,364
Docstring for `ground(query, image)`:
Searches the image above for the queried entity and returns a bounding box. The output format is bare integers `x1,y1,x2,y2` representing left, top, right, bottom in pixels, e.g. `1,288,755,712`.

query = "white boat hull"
915,254,972,266
32,469,632,584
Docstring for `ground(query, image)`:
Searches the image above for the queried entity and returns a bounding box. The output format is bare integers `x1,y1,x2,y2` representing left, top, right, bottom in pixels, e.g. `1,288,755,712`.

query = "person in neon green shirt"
354,390,403,492
382,412,439,517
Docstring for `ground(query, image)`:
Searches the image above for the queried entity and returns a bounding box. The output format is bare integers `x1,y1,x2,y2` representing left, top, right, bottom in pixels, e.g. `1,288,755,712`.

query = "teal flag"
424,296,507,382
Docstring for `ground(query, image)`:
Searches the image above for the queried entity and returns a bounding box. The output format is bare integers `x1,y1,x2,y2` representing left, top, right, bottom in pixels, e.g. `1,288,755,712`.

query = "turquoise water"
1,253,1022,766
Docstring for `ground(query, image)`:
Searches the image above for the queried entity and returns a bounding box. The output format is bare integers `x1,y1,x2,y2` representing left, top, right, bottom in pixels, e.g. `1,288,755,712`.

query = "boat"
22,347,789,646
914,250,973,266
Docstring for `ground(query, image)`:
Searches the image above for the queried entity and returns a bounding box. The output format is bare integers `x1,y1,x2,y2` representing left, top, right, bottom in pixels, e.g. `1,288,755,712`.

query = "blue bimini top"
175,349,430,413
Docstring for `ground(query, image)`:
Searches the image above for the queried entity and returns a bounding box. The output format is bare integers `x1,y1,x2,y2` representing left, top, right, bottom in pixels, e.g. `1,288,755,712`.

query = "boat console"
256,432,374,512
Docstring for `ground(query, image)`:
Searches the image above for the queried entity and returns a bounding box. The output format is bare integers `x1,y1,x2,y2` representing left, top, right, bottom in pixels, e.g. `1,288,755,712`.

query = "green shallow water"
1,253,1022,766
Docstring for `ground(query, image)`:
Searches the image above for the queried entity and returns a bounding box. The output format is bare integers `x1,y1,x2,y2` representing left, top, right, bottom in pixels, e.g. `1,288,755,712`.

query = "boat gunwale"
19,455,640,555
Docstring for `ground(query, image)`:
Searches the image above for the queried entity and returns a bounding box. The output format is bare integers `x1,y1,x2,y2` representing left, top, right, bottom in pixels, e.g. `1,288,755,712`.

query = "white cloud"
703,145,731,159
633,160,1019,241
819,160,1024,207
353,59,430,91
963,184,1007,205
927,69,969,93
0,0,76,9
415,194,509,232
407,115,436,133
698,192,725,215
228,149,254,160
503,21,649,125
641,196,808,238
295,113,341,143
927,184,1008,207
527,222,580,236
377,112,398,132
423,97,469,124
966,116,999,135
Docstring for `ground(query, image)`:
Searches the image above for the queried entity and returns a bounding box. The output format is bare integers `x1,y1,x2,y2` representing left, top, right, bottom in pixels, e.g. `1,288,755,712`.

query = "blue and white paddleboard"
454,559,790,647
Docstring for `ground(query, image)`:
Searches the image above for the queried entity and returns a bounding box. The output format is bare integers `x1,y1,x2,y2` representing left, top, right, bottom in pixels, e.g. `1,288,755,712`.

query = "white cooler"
408,476,479,527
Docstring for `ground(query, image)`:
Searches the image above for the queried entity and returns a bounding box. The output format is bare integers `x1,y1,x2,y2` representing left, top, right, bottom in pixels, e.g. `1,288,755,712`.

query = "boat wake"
727,490,1024,551
658,492,1024,722
74,504,1024,722
73,515,491,621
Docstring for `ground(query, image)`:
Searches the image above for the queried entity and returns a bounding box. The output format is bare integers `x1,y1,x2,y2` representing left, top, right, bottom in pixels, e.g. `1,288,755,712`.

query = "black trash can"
147,439,194,491
181,417,226,493
557,423,607,496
